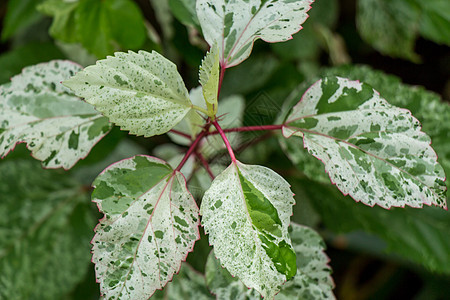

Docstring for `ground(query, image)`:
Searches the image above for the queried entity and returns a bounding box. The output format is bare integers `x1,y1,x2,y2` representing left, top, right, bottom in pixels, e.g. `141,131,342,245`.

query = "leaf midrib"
293,127,443,203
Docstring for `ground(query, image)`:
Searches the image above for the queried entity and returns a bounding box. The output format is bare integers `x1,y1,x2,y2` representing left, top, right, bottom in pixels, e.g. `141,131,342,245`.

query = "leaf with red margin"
196,0,313,68
283,76,447,209
91,155,200,299
0,60,111,169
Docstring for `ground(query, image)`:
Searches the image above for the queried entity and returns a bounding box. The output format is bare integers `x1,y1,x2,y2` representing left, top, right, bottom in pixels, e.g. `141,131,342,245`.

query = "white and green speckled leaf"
199,44,220,116
91,155,200,299
205,223,335,299
0,60,111,169
153,263,213,300
205,250,265,300
201,160,296,299
196,0,313,68
63,50,193,137
277,223,335,300
283,76,447,209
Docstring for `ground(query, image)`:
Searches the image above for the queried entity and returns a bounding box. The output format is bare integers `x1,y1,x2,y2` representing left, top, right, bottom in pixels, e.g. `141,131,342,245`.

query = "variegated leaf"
199,44,220,116
283,76,447,209
276,223,335,300
63,50,193,137
0,60,111,169
91,155,200,299
196,0,313,68
205,250,266,300
205,224,335,299
152,263,213,300
201,161,296,299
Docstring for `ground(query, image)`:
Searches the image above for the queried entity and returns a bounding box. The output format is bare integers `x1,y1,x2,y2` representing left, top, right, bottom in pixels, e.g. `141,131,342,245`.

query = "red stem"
170,129,191,139
212,120,236,162
217,65,226,99
207,124,283,135
175,130,206,172
195,151,215,180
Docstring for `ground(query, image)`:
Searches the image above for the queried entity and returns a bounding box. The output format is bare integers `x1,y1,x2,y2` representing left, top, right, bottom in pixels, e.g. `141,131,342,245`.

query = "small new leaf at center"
199,44,220,117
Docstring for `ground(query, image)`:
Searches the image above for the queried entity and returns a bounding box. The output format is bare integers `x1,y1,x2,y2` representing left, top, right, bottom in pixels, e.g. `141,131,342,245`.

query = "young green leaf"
201,161,296,299
205,223,335,299
0,60,111,169
196,0,313,68
283,76,447,209
91,155,200,299
152,263,214,300
199,44,220,116
0,160,95,299
63,50,194,137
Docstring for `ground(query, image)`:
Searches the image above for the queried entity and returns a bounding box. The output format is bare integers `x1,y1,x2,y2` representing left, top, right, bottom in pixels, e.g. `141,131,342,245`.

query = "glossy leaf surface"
64,50,193,137
91,155,199,299
196,0,313,68
283,76,446,209
201,161,296,298
0,60,111,169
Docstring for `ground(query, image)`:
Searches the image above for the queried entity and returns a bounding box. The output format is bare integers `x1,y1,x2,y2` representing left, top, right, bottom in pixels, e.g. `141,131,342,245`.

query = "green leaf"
91,155,200,299
296,178,450,274
196,0,313,68
38,0,147,58
153,263,213,300
0,60,111,169
169,0,200,28
201,161,296,298
283,76,446,209
356,0,420,62
415,0,450,46
199,44,220,116
64,50,193,137
1,0,43,40
205,223,335,299
271,0,339,61
0,160,95,299
37,0,79,43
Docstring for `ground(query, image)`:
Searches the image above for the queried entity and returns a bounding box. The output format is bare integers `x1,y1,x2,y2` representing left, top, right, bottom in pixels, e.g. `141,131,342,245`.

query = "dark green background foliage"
0,0,449,299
